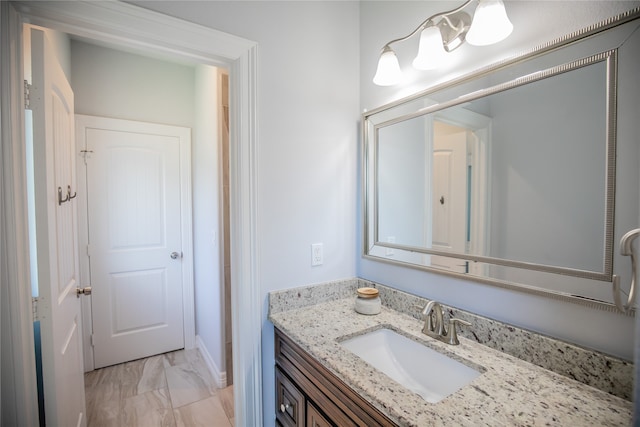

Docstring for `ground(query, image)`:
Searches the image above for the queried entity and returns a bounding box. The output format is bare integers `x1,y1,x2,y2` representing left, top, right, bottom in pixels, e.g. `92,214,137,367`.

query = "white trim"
229,44,262,421
10,1,261,425
74,115,94,371
0,3,40,425
15,1,253,66
196,335,227,389
179,129,196,351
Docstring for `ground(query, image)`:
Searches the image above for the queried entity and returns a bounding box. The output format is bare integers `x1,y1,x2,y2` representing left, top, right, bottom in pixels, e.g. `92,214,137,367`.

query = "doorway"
65,38,230,379
430,108,491,276
430,120,469,273
10,2,260,425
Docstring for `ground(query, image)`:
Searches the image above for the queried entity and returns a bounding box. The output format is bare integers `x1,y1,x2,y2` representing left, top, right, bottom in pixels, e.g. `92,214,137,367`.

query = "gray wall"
377,116,428,247
70,40,195,127
488,62,606,271
128,2,361,425
193,64,226,379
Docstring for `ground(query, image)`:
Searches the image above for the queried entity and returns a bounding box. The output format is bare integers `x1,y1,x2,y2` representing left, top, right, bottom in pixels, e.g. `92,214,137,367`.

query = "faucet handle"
420,302,432,316
446,318,471,345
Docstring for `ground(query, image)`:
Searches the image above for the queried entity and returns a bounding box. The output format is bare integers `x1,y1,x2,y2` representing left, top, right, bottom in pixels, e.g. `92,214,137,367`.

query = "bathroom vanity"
275,328,394,426
269,280,632,426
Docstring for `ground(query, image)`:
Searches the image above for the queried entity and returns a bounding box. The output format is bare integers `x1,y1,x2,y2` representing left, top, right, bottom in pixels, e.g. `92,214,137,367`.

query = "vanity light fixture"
373,0,513,86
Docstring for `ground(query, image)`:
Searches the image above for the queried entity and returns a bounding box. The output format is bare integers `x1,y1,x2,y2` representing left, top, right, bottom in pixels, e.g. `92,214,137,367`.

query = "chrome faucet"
421,301,471,345
422,300,444,336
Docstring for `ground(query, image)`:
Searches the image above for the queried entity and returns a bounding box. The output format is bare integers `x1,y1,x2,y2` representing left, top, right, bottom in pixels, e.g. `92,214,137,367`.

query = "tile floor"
84,348,234,426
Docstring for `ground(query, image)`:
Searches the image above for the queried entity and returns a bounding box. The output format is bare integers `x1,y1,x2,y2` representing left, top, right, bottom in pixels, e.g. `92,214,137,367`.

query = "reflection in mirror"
377,106,491,275
363,11,640,309
376,59,608,274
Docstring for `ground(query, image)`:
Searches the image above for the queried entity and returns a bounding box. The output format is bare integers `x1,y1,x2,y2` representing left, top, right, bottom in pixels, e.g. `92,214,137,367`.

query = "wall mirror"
363,10,640,311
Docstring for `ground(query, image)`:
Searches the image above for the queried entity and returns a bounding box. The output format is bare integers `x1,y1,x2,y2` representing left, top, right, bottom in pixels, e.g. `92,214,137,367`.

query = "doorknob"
75,286,92,298
170,251,182,260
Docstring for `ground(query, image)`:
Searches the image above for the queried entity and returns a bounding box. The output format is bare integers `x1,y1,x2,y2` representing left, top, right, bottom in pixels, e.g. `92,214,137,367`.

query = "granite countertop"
269,297,632,426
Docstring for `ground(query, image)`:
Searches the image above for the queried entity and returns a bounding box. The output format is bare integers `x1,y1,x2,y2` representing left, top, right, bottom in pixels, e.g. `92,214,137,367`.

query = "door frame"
75,115,194,371
0,4,40,425
7,2,261,425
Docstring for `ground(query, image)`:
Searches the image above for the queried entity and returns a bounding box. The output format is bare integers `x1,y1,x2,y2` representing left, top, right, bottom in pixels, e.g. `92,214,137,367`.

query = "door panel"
31,28,86,427
80,117,187,368
111,269,167,333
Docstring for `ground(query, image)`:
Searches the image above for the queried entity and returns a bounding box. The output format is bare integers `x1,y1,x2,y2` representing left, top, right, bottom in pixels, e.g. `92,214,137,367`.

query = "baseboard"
196,335,227,388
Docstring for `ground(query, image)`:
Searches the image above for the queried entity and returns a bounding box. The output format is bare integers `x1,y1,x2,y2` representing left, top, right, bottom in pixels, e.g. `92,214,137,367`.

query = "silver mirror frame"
362,8,640,314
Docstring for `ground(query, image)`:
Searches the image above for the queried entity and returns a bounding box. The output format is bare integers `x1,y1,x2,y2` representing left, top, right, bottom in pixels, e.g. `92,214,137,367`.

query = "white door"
77,116,189,368
31,28,87,427
431,120,468,273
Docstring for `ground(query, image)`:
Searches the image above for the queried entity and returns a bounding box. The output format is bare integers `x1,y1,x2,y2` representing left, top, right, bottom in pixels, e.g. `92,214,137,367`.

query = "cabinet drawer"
276,367,305,427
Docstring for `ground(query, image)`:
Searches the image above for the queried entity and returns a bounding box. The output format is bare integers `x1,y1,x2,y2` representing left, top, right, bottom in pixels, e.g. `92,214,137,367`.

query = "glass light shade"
466,0,513,46
412,26,447,70
373,48,402,86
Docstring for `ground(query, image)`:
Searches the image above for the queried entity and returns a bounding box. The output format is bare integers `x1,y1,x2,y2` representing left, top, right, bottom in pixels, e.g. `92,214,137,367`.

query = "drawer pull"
280,403,290,413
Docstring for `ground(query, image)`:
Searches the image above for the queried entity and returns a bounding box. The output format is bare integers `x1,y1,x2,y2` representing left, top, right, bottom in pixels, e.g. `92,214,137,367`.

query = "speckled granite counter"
268,280,632,426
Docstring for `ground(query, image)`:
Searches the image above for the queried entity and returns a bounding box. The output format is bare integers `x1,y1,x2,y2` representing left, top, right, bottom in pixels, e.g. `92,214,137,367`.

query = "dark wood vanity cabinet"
274,327,396,427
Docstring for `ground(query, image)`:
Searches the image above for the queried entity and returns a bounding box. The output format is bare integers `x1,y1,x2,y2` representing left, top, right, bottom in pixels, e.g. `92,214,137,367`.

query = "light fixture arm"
441,15,461,32
441,13,467,38
378,0,474,52
373,0,512,85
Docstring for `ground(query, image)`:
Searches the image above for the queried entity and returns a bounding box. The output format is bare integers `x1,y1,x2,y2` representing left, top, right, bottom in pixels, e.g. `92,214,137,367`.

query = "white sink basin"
340,328,481,403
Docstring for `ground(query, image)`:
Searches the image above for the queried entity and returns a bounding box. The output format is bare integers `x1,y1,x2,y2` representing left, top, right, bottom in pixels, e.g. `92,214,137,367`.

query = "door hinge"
86,244,92,257
32,296,39,321
24,80,31,110
80,149,94,165
90,334,95,347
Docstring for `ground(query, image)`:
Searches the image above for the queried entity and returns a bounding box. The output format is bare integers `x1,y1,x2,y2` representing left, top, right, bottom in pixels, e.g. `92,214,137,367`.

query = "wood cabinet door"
307,403,334,427
276,367,305,427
